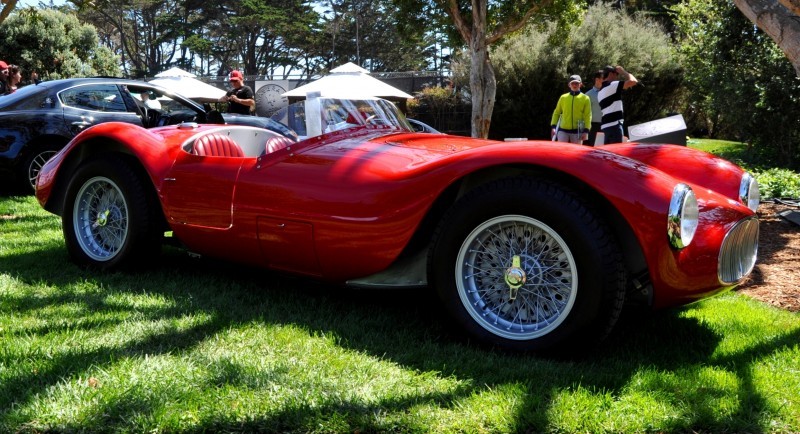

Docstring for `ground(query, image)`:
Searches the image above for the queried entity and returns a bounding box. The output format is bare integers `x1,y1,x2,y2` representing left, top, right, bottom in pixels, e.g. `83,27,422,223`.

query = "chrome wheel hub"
73,176,129,262
456,215,578,340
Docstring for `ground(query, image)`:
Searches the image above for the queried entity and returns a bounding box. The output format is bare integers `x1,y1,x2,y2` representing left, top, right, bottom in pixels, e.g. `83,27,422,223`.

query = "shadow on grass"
1,236,797,432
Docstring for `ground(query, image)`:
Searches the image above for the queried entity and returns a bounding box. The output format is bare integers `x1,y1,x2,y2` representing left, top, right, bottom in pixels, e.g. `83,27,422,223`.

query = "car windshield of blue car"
270,97,413,141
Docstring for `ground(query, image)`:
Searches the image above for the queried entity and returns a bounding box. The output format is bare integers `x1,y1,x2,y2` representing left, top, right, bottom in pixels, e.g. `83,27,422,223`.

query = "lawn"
1,191,799,433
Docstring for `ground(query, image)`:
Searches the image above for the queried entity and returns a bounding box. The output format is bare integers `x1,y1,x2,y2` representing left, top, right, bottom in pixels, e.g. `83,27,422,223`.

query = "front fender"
36,122,178,215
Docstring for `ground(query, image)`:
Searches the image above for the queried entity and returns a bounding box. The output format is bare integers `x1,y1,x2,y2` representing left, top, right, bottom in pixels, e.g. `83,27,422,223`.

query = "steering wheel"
147,109,161,127
207,110,225,124
139,104,149,126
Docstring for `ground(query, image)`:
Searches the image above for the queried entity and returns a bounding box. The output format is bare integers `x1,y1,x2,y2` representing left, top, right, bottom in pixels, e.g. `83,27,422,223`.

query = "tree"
72,0,194,77
396,0,579,138
734,0,800,77
318,0,431,72
0,8,120,79
673,0,800,167
0,0,19,25
490,2,680,141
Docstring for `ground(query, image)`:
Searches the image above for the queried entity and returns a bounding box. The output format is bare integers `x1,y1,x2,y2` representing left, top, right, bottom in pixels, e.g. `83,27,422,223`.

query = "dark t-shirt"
225,85,254,115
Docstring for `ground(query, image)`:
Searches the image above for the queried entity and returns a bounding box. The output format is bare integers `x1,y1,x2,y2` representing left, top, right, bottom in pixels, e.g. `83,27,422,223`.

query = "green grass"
688,138,759,170
2,195,799,433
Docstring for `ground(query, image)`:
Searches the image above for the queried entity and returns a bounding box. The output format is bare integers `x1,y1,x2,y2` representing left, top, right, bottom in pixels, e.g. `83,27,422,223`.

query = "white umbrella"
149,76,226,103
283,62,412,100
154,67,196,78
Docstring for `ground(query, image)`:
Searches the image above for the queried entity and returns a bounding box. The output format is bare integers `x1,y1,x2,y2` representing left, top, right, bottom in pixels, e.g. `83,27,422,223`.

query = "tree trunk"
469,43,496,139
734,0,800,76
0,0,18,24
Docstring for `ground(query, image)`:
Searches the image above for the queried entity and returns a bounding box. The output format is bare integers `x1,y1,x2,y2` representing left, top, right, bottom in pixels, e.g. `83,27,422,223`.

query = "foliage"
754,168,800,199
212,0,323,77
671,0,800,169
407,85,471,134
440,0,583,138
72,0,226,77
0,8,120,80
1,194,799,432
490,2,681,140
319,0,431,72
689,138,800,199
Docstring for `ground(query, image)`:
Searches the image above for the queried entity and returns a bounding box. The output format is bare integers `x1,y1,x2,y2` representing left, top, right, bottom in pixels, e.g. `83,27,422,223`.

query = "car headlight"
668,183,698,249
739,172,760,212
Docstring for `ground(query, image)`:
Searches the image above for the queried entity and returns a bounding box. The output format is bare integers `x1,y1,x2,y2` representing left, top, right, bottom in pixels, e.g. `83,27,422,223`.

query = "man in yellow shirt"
550,75,592,144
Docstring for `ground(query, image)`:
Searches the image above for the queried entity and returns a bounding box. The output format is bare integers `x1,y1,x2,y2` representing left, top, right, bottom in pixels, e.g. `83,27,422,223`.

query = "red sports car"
35,97,760,353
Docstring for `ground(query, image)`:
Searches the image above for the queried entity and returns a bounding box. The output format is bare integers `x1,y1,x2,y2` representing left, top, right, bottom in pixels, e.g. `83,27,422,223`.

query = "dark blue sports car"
0,77,295,191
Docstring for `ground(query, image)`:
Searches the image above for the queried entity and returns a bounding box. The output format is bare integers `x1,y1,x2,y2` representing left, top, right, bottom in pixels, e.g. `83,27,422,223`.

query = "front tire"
62,156,161,270
429,177,626,354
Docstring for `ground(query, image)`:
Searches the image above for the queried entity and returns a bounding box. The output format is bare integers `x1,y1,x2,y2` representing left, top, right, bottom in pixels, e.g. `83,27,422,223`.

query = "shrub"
409,85,471,135
755,168,800,199
672,0,800,169
490,2,681,141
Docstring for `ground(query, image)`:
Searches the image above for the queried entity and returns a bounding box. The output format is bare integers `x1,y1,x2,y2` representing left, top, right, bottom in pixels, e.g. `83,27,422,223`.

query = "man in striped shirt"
598,65,639,144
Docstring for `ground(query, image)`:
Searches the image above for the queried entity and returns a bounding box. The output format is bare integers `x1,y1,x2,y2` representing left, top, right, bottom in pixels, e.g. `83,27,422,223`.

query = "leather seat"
265,135,294,154
194,133,244,157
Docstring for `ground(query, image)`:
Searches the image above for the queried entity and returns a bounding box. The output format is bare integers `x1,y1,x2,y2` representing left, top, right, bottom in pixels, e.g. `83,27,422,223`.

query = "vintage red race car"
35,97,760,353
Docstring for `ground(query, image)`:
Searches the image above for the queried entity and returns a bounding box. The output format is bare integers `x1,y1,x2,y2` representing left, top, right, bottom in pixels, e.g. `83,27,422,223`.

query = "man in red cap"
219,70,255,115
0,60,9,95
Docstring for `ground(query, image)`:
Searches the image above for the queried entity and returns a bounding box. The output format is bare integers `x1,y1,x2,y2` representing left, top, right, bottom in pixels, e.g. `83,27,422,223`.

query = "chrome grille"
718,216,759,284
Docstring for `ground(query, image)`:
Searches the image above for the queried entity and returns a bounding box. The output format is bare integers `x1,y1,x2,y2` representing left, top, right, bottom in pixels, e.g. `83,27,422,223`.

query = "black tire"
21,144,62,193
62,155,161,270
428,177,626,354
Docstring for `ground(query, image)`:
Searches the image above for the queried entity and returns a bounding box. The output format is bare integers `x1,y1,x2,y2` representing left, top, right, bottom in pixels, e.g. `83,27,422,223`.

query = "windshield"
270,97,413,140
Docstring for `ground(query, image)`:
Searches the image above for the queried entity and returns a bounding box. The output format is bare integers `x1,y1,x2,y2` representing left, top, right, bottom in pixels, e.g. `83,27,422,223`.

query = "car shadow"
1,238,796,432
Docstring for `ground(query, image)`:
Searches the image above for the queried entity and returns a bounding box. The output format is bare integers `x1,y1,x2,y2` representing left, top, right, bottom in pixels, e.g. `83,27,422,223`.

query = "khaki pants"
556,130,583,144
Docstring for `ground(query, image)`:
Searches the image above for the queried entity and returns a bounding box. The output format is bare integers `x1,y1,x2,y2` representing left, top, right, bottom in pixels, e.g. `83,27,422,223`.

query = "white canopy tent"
149,67,226,103
282,62,412,101
154,67,196,78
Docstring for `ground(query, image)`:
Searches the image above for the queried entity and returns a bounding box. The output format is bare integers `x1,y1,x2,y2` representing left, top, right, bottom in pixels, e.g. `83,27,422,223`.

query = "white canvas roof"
283,62,412,100
154,67,196,78
149,75,226,102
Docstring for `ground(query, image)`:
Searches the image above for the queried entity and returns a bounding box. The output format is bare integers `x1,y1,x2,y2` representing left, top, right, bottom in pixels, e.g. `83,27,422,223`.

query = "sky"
17,0,67,8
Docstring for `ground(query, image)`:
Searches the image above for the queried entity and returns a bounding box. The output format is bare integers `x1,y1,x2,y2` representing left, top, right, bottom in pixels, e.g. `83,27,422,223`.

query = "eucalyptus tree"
394,0,581,138
0,0,18,24
734,0,800,77
673,0,800,166
201,0,320,78
317,0,431,72
71,0,202,77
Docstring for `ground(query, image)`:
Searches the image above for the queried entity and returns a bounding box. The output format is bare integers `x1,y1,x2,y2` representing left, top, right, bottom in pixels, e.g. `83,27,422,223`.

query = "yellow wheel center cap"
504,255,526,300
95,209,110,227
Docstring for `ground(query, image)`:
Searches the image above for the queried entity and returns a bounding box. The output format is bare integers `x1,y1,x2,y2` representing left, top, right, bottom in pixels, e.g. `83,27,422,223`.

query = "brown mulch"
736,201,800,312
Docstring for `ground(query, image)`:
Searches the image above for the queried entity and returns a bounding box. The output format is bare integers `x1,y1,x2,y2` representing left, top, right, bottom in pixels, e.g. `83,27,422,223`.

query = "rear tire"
429,177,626,354
22,144,62,193
62,156,161,270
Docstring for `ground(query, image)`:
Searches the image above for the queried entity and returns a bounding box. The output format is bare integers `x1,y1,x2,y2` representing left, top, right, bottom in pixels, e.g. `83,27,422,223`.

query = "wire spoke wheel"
28,150,59,190
72,176,129,262
456,215,578,341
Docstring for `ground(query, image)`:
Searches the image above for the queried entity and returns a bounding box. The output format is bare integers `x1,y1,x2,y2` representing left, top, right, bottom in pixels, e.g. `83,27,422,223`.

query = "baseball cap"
569,74,582,84
0,60,8,70
229,70,243,81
